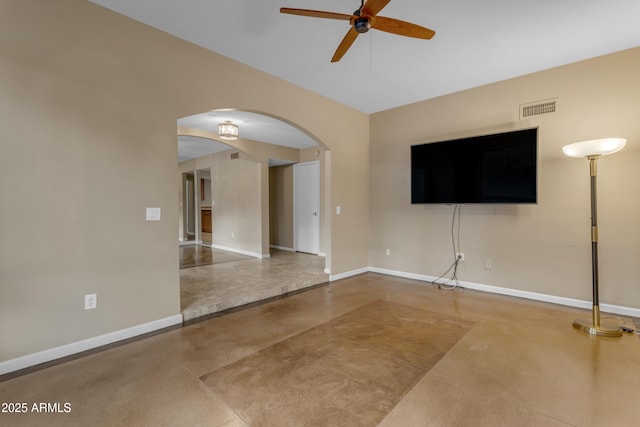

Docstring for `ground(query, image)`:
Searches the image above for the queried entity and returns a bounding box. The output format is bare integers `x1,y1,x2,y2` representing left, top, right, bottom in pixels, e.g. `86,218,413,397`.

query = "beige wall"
9,0,636,366
370,47,640,309
180,150,262,255
204,150,261,253
0,0,369,362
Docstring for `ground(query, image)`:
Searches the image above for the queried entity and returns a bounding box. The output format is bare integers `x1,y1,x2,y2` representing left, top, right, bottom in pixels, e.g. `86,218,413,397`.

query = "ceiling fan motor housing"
354,17,371,33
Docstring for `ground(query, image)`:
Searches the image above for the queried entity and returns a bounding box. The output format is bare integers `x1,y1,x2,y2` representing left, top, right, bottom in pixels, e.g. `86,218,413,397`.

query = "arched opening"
176,109,331,321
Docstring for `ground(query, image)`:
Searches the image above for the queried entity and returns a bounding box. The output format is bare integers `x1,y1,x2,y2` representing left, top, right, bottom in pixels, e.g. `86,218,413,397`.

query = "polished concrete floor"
2,273,640,426
180,247,328,321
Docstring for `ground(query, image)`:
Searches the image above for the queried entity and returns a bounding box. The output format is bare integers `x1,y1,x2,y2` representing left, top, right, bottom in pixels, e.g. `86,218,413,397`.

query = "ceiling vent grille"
230,152,239,160
520,99,557,119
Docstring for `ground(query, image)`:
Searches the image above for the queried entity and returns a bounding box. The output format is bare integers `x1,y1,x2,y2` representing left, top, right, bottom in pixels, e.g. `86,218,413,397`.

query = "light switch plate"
85,293,97,310
146,207,161,221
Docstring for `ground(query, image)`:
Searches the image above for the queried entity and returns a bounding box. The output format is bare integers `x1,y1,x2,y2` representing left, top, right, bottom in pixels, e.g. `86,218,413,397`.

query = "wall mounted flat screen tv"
411,128,537,204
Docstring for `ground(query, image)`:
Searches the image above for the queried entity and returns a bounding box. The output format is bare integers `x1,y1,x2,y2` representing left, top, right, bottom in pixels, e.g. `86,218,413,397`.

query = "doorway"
294,161,320,255
182,172,196,241
197,168,212,246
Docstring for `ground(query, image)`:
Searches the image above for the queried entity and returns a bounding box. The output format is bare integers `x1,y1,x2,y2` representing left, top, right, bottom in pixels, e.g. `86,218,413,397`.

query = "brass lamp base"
572,318,622,337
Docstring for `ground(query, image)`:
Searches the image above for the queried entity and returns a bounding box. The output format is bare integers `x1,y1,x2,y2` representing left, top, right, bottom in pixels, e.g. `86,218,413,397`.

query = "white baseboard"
270,245,295,252
0,314,183,376
211,244,266,259
368,266,640,318
329,267,369,282
267,246,325,258
5,267,636,377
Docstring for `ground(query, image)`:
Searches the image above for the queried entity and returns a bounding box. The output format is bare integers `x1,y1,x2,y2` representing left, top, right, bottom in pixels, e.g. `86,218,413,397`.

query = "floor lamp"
562,138,626,337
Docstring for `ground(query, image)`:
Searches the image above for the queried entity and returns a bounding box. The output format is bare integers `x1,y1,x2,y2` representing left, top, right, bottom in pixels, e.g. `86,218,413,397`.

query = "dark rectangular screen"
411,128,537,204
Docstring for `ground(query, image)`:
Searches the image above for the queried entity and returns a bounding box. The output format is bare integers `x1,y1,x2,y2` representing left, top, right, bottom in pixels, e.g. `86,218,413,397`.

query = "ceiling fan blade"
361,0,391,17
372,16,436,39
280,8,353,21
331,27,359,62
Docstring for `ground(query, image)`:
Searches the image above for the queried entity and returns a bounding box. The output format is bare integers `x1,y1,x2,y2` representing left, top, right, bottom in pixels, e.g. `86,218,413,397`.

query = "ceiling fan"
280,0,435,62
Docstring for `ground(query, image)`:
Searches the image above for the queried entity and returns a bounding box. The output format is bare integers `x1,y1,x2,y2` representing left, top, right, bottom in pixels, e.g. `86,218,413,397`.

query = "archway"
176,109,331,321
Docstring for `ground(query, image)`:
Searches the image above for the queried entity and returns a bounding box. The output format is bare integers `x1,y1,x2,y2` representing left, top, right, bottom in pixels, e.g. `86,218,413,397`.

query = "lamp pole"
580,156,606,332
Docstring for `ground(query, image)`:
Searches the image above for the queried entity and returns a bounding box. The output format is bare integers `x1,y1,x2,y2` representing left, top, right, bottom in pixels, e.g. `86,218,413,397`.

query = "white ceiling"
90,0,640,159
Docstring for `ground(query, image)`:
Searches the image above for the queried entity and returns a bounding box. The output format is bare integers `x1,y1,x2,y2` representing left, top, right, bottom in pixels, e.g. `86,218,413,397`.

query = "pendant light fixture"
218,121,239,141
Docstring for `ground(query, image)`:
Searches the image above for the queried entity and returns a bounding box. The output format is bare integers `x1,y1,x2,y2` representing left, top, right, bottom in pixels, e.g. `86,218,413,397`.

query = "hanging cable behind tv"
431,204,464,291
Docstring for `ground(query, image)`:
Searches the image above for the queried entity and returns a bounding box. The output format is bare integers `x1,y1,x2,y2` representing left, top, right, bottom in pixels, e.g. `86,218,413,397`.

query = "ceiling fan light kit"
280,0,435,62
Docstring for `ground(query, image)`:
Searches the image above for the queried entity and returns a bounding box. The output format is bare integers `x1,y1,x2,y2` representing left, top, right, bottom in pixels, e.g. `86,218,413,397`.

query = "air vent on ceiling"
520,99,557,119
230,152,239,160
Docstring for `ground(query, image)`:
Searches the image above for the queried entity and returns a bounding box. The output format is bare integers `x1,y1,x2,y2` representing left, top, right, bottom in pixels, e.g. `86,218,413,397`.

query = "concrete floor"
2,273,640,426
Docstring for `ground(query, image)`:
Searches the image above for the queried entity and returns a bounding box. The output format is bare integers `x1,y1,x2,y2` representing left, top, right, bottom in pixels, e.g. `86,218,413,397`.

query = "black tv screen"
411,128,538,204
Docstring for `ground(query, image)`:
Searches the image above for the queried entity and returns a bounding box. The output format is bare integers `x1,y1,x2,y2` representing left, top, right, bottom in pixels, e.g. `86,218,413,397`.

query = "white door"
294,161,320,254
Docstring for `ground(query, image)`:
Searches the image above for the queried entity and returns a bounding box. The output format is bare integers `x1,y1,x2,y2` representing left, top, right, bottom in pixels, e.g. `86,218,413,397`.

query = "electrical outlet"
85,293,97,310
456,252,465,261
485,259,492,269
385,248,391,256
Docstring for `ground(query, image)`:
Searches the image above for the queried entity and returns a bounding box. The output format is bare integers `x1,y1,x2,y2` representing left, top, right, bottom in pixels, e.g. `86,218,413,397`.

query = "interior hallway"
2,273,639,426
180,246,329,321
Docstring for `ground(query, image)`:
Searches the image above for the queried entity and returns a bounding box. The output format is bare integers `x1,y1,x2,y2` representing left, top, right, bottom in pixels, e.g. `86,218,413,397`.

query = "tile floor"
1,273,640,426
180,248,329,321
179,245,252,269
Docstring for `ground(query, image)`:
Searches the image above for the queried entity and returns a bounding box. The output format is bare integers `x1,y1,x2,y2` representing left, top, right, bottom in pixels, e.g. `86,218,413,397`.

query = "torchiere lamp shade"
562,138,626,158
